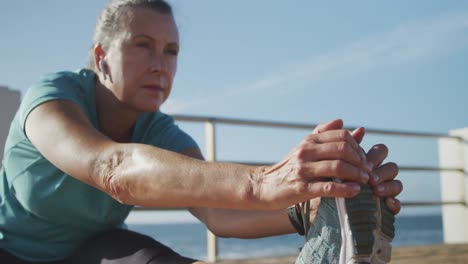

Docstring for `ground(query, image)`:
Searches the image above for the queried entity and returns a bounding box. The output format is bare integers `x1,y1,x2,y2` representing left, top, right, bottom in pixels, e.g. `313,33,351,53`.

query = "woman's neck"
95,80,140,143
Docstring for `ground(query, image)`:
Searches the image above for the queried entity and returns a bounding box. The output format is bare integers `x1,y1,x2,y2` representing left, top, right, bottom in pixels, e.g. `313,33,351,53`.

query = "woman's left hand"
366,144,403,214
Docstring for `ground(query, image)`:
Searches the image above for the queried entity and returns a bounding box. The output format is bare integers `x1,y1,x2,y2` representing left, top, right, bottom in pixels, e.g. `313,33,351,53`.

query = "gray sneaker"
295,185,395,264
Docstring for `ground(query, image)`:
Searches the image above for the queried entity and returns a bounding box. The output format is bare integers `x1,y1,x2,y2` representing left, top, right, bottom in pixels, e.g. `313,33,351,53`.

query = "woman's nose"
149,53,167,73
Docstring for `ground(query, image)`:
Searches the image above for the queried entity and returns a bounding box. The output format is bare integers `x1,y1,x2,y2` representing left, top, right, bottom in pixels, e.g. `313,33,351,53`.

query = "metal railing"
132,114,465,262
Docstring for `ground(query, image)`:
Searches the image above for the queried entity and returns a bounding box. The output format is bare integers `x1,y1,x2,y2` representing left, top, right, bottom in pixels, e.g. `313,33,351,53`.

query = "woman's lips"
142,85,165,93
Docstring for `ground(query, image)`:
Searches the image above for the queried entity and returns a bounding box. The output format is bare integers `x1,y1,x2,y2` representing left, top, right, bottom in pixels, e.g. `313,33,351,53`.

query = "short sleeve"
157,124,199,153
18,71,89,133
135,112,199,153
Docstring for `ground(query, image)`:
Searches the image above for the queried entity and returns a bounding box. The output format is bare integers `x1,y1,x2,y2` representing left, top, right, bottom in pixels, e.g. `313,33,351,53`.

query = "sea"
125,214,443,260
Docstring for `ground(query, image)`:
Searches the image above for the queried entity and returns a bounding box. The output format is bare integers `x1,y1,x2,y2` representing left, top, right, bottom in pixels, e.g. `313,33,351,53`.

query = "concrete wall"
0,86,21,163
439,129,468,243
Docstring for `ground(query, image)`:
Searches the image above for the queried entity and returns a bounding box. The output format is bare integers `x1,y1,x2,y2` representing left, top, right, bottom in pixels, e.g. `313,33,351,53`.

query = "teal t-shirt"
0,69,199,261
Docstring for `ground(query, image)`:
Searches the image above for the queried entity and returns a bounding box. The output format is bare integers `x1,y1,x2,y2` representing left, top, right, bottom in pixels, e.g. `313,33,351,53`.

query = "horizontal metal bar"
172,114,460,140
173,114,314,129
401,201,465,207
399,166,464,173
131,201,465,212
218,161,464,173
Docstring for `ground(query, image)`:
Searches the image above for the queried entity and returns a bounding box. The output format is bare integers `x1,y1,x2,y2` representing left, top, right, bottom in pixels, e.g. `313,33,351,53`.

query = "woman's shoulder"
18,69,97,127
35,68,95,88
22,68,96,103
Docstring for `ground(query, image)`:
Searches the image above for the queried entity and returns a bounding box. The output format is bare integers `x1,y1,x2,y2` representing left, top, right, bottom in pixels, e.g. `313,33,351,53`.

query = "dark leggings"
0,229,201,264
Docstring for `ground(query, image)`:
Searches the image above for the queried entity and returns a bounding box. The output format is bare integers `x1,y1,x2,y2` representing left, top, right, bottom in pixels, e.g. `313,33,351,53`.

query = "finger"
366,144,388,169
300,142,369,171
303,160,370,184
308,130,364,158
312,119,343,134
385,197,401,215
307,181,361,198
373,179,403,197
351,127,366,144
350,127,368,165
308,131,371,170
370,162,399,185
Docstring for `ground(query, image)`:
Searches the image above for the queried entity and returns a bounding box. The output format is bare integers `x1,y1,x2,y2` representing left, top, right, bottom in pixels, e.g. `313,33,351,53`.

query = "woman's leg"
67,228,206,264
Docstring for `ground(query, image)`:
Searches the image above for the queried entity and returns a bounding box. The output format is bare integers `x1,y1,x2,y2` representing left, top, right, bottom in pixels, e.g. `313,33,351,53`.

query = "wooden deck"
216,244,468,264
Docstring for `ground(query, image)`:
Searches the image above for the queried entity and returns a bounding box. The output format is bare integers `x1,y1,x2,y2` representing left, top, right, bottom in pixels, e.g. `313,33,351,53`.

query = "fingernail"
372,173,380,183
360,151,367,162
361,171,370,182
377,185,384,193
388,198,395,204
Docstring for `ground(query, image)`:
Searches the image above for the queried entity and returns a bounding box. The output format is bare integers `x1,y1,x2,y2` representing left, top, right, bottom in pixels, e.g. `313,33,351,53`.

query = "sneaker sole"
342,185,395,263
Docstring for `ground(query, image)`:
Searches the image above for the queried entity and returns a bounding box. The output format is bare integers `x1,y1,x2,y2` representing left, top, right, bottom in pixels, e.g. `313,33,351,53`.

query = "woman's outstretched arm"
26,100,370,210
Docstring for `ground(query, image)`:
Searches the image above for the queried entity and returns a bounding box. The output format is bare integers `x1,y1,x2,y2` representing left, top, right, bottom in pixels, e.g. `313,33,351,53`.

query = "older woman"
0,0,401,263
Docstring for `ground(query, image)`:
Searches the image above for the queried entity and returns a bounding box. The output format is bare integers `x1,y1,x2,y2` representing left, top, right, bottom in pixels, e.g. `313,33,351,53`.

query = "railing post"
205,119,218,263
439,128,468,243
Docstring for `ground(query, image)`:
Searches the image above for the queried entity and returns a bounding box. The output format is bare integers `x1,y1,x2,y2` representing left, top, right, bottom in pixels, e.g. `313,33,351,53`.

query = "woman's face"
103,7,179,112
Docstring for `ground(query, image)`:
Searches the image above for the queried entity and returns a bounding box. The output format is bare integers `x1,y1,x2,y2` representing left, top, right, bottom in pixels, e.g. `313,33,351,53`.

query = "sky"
1,1,467,219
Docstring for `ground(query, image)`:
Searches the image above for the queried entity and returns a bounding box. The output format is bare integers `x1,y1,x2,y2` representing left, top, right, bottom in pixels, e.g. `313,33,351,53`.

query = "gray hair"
87,0,174,70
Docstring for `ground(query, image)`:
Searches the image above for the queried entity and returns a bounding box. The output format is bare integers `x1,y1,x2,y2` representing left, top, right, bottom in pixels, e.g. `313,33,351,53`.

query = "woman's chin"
139,105,159,113
141,100,164,113
131,96,166,113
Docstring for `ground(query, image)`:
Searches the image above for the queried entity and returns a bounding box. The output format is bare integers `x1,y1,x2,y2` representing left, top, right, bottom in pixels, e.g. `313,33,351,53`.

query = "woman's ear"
94,44,108,80
94,44,106,72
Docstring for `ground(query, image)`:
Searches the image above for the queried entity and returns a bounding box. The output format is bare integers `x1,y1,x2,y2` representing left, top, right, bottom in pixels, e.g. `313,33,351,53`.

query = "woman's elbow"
104,171,133,205
90,148,134,205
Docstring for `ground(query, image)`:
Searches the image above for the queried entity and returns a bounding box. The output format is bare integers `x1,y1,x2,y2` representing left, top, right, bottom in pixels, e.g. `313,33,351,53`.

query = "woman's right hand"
251,119,373,210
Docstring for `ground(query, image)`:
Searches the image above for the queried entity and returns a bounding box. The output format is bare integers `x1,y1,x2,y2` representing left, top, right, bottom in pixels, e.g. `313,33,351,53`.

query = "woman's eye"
136,42,150,48
165,49,179,56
